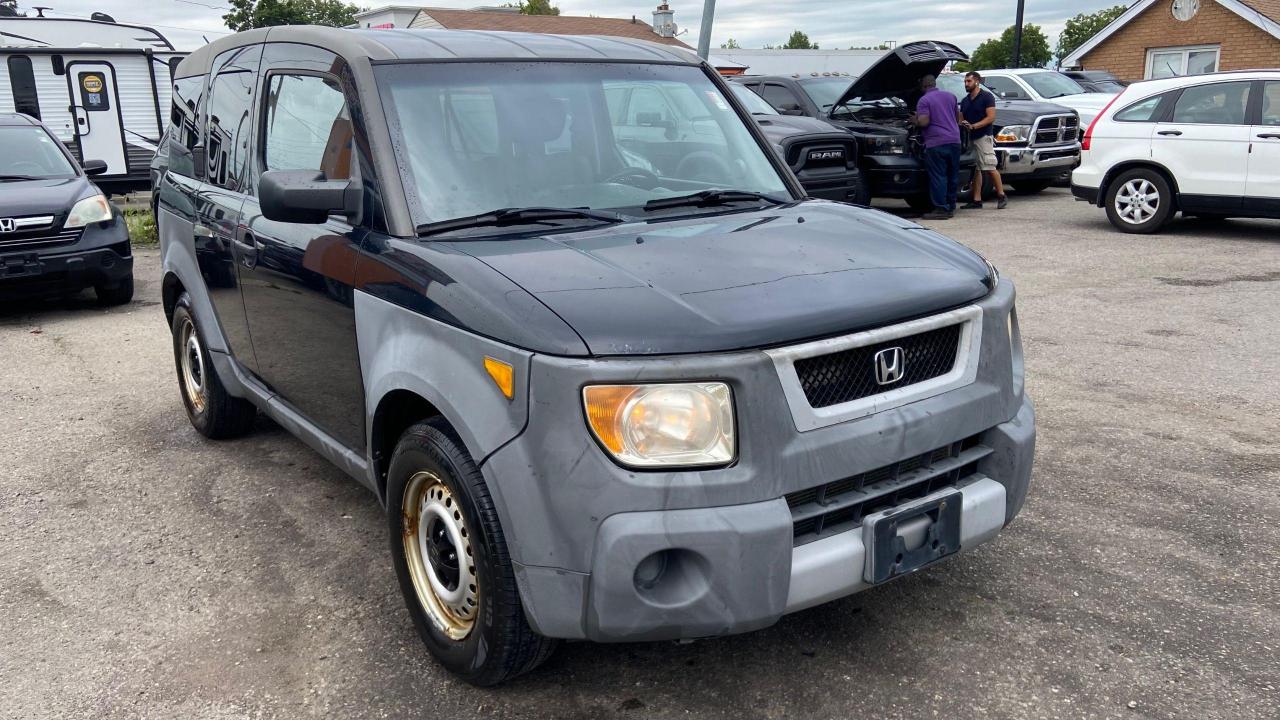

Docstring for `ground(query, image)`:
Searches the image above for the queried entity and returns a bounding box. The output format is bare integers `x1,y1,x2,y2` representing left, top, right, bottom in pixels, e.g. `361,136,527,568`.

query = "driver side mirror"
82,159,108,176
259,170,361,225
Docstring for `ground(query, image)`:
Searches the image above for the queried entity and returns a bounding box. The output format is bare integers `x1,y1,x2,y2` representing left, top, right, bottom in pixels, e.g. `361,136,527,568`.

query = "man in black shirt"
959,71,1008,210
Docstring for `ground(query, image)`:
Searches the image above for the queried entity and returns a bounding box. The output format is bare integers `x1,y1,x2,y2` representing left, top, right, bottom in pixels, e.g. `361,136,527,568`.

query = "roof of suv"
1125,68,1280,93
0,113,41,127
177,25,701,78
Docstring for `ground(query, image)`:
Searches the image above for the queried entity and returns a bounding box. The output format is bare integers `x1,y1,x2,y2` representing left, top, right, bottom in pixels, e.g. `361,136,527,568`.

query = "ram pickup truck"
157,27,1035,686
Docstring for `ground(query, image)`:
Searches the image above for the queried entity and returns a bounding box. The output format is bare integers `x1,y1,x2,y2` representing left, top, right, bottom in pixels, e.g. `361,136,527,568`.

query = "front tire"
1105,168,1174,234
387,418,557,686
171,292,257,439
906,193,935,213
1010,179,1051,195
95,276,134,306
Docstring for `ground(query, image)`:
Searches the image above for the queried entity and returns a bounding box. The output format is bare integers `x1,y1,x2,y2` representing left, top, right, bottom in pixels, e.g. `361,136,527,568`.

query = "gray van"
156,26,1035,685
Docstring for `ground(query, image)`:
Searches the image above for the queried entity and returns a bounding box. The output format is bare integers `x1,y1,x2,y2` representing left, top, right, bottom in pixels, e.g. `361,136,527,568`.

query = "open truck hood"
833,40,969,107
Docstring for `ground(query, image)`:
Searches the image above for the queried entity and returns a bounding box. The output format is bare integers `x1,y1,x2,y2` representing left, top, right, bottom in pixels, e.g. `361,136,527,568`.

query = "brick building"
1062,0,1280,82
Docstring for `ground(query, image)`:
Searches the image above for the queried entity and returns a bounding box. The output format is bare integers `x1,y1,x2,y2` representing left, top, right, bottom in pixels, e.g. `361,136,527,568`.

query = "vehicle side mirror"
191,144,206,178
259,170,360,225
778,103,804,116
82,159,108,176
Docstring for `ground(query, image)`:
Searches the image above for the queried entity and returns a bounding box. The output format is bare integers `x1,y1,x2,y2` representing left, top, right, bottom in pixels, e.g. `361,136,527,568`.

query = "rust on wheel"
402,470,479,640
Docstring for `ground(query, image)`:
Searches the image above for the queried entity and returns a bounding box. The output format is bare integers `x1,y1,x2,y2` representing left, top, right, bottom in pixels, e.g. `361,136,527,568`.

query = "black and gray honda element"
157,26,1035,686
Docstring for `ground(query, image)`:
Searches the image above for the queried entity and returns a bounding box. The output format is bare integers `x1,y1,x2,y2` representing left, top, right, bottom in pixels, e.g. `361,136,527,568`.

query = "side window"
984,76,1025,100
1114,94,1165,122
760,83,802,112
262,74,350,180
205,45,261,190
169,75,204,178
1261,81,1280,127
1171,81,1252,125
8,56,41,119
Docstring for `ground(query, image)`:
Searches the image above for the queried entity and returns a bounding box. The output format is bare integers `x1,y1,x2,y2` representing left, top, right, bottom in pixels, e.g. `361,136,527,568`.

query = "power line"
159,0,233,11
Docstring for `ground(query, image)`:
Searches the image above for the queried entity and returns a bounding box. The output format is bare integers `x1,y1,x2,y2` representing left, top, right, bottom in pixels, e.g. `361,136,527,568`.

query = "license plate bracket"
0,253,42,278
864,489,962,584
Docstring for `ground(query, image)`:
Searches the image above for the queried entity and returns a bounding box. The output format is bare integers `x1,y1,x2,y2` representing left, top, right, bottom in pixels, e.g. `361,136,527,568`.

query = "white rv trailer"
0,17,186,193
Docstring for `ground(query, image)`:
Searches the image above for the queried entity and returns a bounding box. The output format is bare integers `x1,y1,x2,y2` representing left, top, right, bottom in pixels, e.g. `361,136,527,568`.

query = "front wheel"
95,276,134,306
1010,179,1051,195
905,193,935,213
1105,169,1174,234
387,418,557,686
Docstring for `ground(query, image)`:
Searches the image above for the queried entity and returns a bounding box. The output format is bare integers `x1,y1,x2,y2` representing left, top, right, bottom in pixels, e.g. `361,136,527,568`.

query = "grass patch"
124,207,158,246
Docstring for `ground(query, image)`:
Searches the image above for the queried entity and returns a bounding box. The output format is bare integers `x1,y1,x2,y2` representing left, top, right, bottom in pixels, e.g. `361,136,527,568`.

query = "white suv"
979,69,1117,126
1072,71,1280,233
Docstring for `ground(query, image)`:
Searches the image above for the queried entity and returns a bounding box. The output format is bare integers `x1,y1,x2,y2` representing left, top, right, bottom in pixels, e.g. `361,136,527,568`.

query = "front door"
238,48,367,452
66,62,127,175
1150,80,1254,205
1245,80,1280,215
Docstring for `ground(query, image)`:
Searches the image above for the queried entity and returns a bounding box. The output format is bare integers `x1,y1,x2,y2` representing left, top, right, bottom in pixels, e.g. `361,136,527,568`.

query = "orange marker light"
583,385,638,455
484,356,514,400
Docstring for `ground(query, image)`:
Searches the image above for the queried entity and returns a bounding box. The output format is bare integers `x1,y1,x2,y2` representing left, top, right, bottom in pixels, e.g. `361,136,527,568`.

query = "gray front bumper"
480,281,1034,642
998,142,1081,177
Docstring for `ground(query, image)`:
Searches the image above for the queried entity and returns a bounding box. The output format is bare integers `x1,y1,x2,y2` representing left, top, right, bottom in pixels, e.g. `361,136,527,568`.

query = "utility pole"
1011,0,1026,67
697,0,716,60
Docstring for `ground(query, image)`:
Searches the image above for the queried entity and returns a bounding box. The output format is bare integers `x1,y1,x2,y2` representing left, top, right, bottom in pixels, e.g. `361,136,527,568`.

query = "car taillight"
1082,94,1121,151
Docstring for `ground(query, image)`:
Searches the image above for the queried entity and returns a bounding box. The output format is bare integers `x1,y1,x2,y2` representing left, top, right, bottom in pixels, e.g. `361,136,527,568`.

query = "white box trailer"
0,17,186,194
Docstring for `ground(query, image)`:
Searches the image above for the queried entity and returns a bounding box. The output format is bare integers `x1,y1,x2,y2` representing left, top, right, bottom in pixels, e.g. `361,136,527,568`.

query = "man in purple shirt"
911,74,962,219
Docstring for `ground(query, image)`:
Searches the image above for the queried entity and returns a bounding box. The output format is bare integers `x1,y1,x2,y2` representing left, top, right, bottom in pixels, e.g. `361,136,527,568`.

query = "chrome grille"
1031,114,1079,147
0,221,82,251
786,434,991,544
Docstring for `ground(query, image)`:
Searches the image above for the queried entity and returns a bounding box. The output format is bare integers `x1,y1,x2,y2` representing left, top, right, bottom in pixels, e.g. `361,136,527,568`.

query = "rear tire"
171,292,257,439
387,418,557,686
95,276,134,306
1104,168,1174,234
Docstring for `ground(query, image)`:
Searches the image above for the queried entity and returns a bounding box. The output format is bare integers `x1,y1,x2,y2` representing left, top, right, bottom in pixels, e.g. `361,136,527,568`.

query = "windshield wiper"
0,174,43,181
643,189,789,212
415,206,627,238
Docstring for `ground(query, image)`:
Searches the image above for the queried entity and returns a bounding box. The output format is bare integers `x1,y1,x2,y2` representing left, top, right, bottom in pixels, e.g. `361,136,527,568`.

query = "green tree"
720,38,741,49
961,23,1052,70
1056,5,1126,63
519,0,560,15
782,30,818,50
223,0,360,32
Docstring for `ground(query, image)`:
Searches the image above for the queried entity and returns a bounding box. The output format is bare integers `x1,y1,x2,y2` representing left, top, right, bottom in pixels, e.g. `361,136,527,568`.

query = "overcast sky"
16,0,1132,53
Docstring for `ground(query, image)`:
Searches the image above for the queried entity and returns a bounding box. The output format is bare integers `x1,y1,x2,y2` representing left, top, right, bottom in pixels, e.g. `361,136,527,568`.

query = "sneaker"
921,209,952,220
961,201,984,209
997,195,1008,209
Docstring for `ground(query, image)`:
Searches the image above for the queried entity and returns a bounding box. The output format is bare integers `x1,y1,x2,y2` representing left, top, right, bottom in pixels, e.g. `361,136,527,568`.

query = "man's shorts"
974,135,998,172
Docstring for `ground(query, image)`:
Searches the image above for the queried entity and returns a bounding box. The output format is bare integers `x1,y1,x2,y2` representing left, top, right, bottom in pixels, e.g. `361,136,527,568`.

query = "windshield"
729,84,778,115
376,62,790,229
1021,72,1086,99
0,126,76,179
797,77,854,111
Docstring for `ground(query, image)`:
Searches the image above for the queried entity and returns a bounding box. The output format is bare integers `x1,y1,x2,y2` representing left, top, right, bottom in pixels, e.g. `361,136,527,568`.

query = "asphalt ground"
2,188,1277,719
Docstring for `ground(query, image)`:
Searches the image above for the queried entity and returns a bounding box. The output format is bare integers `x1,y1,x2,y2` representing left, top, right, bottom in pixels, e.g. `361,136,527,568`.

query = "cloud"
20,0,1130,53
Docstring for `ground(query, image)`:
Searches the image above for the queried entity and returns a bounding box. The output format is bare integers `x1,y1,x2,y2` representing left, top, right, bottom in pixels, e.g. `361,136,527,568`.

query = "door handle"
69,105,90,135
1157,130,1183,136
1257,133,1280,139
232,230,259,270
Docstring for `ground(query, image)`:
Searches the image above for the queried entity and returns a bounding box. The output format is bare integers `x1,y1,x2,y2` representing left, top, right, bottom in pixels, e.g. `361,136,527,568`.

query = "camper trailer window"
8,56,41,120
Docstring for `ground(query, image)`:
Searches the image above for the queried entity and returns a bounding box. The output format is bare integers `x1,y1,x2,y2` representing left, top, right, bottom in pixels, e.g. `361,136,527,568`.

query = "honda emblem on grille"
0,218,14,233
873,347,906,385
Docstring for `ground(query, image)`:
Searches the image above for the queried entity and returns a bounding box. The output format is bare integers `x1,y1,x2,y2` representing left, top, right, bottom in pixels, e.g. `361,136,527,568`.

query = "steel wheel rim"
1116,178,1160,225
179,318,207,413
402,470,479,640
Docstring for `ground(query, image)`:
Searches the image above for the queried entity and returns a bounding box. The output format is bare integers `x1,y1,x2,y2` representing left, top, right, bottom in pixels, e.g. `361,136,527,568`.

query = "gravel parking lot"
2,188,1277,719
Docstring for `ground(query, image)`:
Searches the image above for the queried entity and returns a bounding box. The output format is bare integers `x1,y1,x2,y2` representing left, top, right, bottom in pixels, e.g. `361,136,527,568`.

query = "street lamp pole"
1012,0,1026,67
697,0,716,60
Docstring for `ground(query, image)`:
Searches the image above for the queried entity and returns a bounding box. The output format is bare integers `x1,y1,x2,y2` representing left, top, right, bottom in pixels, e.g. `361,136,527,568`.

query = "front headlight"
995,125,1031,144
64,194,113,228
865,135,906,155
583,383,735,468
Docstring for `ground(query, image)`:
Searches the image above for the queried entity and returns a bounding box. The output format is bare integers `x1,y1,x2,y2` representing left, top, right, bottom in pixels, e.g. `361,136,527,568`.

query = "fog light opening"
632,549,711,608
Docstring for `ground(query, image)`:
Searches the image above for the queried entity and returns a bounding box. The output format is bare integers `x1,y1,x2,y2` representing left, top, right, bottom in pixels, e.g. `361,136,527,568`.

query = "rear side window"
8,56,40,120
1171,81,1252,125
262,74,351,180
169,75,205,178
206,45,262,191
1114,94,1164,122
